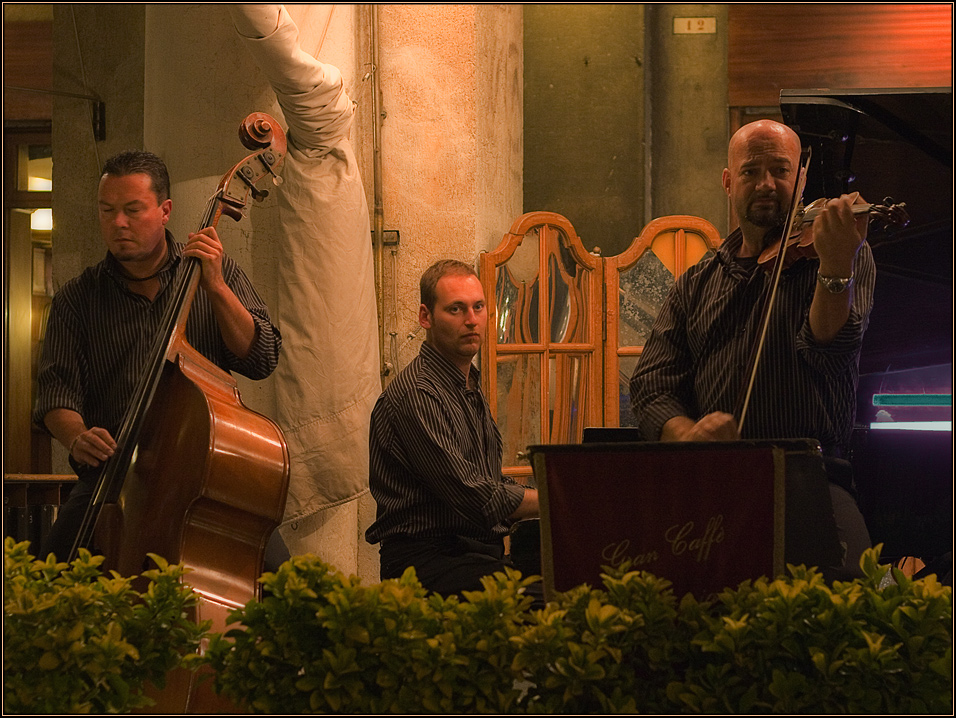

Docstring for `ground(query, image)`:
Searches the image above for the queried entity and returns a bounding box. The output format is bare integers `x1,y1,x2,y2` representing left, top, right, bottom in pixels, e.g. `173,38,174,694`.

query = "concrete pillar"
523,5,646,259
647,4,729,232
377,4,523,371
51,4,146,290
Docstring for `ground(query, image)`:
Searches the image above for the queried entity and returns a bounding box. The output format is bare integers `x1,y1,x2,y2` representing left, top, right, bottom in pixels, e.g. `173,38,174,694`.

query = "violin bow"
736,146,811,435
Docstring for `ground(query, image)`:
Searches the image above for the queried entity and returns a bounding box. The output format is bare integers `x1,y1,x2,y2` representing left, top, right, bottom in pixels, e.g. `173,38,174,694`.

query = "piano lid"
780,87,953,375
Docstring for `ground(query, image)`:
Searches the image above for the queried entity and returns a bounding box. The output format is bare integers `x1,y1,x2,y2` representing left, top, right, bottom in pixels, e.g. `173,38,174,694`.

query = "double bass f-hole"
69,112,289,563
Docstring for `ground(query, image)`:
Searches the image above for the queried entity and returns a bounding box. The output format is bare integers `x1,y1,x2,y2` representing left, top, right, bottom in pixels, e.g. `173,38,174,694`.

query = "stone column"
647,4,729,232
376,4,523,371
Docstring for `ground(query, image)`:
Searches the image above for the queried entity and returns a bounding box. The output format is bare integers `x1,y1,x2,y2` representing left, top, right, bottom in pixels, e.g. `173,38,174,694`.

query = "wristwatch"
817,273,854,293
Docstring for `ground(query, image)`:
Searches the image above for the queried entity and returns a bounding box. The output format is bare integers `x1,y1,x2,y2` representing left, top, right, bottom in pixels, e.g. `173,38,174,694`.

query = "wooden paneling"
729,4,953,107
3,19,53,120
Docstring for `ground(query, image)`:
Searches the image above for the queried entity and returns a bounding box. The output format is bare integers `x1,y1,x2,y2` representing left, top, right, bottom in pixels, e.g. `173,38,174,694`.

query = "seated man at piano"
630,119,874,580
33,149,283,563
365,259,541,599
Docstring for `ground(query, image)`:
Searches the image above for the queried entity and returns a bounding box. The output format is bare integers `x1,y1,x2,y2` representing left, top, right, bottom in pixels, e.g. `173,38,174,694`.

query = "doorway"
4,126,54,474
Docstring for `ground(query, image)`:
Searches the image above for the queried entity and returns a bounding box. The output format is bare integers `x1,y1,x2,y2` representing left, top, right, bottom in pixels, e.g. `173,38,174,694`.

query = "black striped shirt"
629,229,875,454
33,233,281,467
365,341,526,544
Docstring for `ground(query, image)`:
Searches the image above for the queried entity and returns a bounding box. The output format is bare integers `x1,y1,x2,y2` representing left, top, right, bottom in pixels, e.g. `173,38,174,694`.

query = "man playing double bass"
34,150,282,563
629,119,875,580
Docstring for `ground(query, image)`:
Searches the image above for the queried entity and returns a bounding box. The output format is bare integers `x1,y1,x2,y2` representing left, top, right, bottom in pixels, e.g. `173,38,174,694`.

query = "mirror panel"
546,227,590,344
496,353,542,465
548,353,587,443
495,229,540,344
618,250,673,348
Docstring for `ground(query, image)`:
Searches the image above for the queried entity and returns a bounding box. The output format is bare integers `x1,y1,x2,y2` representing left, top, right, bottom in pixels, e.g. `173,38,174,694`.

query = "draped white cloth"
230,5,380,522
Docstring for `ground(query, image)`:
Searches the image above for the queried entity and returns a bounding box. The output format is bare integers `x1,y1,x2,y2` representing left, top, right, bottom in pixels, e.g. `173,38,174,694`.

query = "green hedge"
3,538,206,713
5,537,951,714
207,548,952,714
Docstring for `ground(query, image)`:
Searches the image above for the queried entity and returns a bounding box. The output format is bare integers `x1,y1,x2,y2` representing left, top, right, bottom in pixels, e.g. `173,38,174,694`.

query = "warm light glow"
870,421,952,432
31,209,53,231
28,176,52,191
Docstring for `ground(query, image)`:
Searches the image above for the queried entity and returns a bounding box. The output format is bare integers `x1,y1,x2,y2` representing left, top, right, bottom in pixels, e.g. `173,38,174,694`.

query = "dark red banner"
531,443,786,600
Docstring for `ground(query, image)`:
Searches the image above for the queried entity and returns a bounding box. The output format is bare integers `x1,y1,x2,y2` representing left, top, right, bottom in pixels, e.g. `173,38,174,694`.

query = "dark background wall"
523,4,648,258
523,3,952,258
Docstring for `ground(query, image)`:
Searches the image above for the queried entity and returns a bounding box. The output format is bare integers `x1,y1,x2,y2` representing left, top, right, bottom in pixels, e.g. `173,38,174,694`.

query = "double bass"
71,113,291,711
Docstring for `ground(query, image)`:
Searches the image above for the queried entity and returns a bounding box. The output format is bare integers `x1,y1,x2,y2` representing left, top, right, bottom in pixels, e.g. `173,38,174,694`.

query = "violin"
757,196,910,270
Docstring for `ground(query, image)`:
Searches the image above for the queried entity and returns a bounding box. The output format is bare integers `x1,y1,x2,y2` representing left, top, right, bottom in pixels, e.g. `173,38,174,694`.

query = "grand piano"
780,87,953,579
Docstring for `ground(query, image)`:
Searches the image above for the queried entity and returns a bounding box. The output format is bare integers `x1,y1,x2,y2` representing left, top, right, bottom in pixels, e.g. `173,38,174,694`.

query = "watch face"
819,276,852,293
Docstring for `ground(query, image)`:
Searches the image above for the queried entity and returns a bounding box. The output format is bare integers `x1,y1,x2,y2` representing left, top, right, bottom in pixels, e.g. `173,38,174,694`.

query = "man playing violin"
630,119,875,579
34,150,283,562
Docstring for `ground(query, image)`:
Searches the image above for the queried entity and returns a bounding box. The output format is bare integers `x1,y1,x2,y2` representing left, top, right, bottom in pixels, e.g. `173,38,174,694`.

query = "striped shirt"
33,232,281,477
365,341,526,545
629,229,875,455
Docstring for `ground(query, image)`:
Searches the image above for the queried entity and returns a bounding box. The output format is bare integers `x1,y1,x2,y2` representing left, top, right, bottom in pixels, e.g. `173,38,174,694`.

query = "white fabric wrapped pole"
230,5,380,526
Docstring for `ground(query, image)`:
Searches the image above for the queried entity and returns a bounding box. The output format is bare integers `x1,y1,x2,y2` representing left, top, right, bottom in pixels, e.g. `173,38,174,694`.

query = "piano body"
780,88,953,578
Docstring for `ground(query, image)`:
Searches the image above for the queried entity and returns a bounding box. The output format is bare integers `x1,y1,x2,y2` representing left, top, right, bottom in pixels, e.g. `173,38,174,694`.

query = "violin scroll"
868,197,910,230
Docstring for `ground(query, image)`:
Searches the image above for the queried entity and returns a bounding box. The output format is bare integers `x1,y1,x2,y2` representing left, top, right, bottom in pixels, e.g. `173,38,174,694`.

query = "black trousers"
822,456,872,582
40,479,94,561
380,534,544,607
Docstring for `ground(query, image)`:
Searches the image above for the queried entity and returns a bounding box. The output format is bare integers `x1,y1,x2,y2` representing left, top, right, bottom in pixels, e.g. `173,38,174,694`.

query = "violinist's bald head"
727,120,801,168
723,120,803,245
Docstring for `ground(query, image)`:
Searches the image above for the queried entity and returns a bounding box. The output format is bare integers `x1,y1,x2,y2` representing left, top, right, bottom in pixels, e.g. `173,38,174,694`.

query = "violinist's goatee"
745,194,786,232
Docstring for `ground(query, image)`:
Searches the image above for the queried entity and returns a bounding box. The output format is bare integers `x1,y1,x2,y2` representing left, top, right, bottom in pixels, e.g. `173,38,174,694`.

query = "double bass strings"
68,200,216,562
